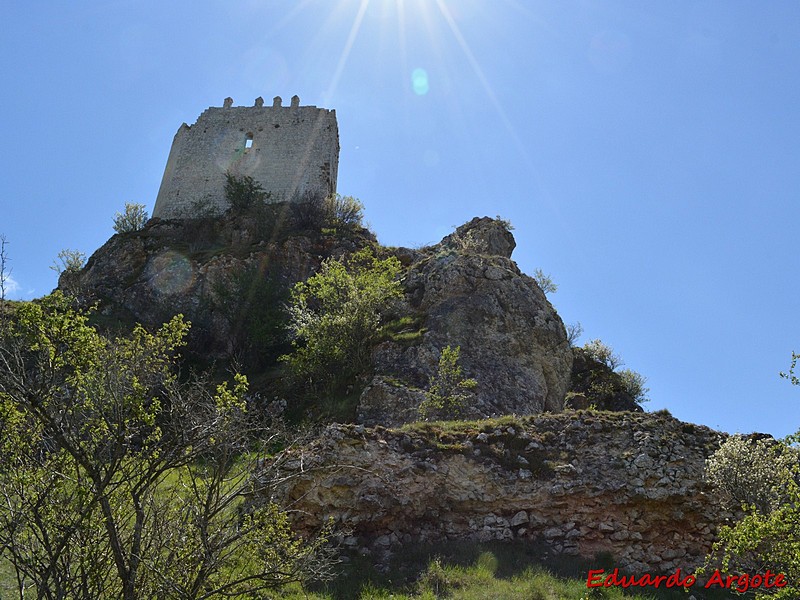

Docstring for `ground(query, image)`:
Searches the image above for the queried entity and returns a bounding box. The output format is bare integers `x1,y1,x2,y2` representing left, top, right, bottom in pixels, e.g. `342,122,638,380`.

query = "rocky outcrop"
566,347,643,412
359,217,573,425
67,213,573,423
274,411,729,574
61,210,375,365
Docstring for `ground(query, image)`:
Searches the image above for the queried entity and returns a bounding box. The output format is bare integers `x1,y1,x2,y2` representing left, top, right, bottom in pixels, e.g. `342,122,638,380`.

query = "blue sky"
1,1,798,437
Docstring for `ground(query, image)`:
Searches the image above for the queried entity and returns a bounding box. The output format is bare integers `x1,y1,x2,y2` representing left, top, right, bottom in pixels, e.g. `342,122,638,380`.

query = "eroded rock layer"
275,410,729,574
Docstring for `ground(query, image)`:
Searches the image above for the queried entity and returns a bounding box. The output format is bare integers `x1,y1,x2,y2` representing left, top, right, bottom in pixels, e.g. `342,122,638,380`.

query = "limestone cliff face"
65,214,573,423
61,213,374,364
359,217,573,425
273,411,729,574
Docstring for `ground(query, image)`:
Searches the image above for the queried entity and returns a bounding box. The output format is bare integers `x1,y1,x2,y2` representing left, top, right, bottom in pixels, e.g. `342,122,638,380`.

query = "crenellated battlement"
153,96,339,219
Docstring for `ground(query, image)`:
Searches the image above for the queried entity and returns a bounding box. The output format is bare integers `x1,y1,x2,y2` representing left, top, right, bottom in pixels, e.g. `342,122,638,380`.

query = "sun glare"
318,0,482,99
309,0,539,188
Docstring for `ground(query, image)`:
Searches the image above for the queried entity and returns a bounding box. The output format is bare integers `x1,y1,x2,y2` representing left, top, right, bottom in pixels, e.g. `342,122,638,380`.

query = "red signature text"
586,568,787,592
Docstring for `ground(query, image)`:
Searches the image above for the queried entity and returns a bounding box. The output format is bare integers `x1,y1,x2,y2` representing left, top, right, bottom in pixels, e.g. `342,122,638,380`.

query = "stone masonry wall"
153,96,339,219
274,411,731,574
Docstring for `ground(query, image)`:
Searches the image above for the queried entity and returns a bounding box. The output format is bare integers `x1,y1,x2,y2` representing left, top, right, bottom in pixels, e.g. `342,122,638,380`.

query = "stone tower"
153,96,339,219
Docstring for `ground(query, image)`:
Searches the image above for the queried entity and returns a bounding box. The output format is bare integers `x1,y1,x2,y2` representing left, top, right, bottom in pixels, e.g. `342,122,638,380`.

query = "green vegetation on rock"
702,365,800,599
113,202,149,234
224,171,269,211
418,345,477,421
282,248,402,394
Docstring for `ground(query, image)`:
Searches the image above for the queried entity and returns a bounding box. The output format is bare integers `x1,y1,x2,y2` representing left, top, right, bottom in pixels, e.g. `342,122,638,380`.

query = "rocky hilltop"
64,212,574,424
61,207,725,574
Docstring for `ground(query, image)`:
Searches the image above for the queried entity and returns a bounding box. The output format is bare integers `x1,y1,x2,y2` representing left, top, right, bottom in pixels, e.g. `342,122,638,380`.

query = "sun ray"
396,0,408,85
432,0,562,221
324,0,371,103
432,0,514,143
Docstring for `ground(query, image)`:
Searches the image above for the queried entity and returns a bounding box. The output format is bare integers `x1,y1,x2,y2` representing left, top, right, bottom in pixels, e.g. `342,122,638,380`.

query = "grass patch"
400,415,525,437
1,556,35,599
378,314,427,346
299,540,737,600
1,545,742,600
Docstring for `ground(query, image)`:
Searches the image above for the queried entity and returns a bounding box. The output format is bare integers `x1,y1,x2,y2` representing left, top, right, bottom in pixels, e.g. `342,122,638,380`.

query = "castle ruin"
152,96,339,219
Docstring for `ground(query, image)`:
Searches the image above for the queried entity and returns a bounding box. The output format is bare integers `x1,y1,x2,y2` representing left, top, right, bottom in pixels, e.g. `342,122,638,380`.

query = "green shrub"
418,345,477,420
617,368,649,403
288,193,365,231
50,248,86,275
324,194,364,228
582,339,623,371
0,294,332,598
705,435,798,514
574,340,651,409
112,202,148,233
281,248,403,393
495,215,514,231
704,435,800,598
532,268,557,295
215,267,290,368
224,172,268,211
417,557,454,597
288,190,327,230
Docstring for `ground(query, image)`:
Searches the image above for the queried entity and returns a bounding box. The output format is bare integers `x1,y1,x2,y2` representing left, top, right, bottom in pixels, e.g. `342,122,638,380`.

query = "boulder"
359,217,573,425
567,347,643,412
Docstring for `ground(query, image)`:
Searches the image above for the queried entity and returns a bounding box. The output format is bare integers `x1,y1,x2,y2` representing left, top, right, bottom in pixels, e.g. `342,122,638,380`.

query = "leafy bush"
617,368,649,403
215,267,290,368
281,248,403,393
324,194,364,228
495,215,514,231
112,202,148,233
418,345,478,420
288,192,365,231
532,268,557,295
50,248,86,275
0,293,332,599
702,364,800,598
288,190,327,230
224,171,268,211
582,339,623,371
704,434,800,598
705,435,798,514
573,340,651,409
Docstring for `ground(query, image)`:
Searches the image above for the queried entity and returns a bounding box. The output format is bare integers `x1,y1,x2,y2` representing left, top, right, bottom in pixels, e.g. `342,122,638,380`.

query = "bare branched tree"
0,234,10,303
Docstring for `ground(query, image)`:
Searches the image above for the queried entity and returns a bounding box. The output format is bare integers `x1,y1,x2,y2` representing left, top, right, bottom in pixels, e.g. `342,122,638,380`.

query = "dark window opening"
245,133,254,149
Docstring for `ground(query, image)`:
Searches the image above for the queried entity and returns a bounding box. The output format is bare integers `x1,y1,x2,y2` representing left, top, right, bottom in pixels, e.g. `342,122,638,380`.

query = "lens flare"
146,250,195,297
412,67,429,95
